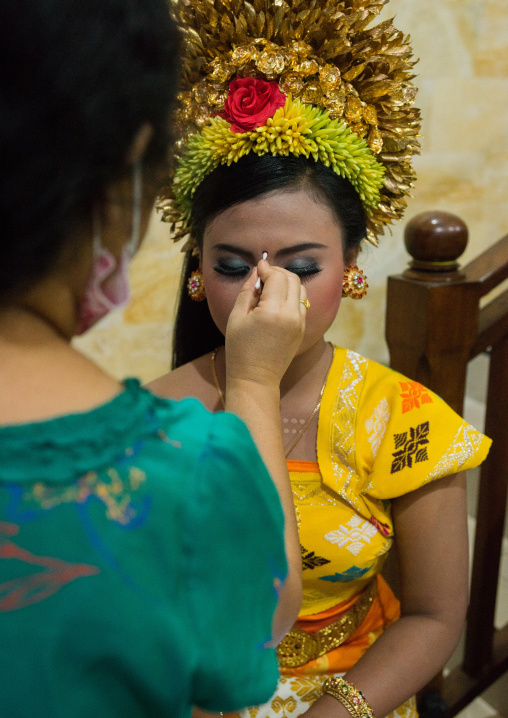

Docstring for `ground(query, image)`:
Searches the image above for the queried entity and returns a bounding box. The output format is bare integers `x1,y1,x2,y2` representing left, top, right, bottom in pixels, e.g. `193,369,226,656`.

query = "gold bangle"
322,677,375,718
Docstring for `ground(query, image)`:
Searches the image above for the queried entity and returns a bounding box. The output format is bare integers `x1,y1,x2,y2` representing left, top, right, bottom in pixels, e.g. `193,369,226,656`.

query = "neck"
279,338,333,399
211,337,334,411
0,304,68,347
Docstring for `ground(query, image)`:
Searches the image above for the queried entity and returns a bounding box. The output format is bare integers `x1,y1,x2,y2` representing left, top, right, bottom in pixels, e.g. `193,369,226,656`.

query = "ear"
98,123,154,220
125,123,154,165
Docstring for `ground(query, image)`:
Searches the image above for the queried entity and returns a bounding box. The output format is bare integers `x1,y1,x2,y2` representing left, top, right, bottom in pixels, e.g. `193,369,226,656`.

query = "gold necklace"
210,347,333,458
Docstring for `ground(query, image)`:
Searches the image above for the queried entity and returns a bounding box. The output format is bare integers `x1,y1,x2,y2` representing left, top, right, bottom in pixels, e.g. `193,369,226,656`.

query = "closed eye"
213,259,251,280
285,262,322,281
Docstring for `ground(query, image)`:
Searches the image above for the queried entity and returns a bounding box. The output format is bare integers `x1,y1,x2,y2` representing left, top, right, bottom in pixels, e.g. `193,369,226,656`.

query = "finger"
255,257,270,290
256,258,270,280
299,285,310,316
257,262,290,305
231,268,260,316
285,269,302,304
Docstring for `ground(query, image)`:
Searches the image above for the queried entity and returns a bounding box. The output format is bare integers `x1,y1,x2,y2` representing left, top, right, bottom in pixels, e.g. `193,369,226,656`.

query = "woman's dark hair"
172,153,367,368
0,0,181,300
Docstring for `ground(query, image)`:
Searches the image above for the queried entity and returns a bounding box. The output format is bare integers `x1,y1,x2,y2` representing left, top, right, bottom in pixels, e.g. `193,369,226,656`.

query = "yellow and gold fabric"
226,347,490,718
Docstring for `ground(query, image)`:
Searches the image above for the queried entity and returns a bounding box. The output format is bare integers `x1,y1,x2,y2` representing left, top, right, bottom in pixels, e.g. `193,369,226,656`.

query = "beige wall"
74,0,508,383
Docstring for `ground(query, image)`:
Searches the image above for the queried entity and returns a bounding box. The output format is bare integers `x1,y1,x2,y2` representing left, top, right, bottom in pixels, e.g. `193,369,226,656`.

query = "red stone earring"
187,269,206,301
342,266,368,299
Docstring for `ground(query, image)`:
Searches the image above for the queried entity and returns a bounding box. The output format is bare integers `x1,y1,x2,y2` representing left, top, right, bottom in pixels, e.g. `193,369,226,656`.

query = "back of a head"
0,0,180,300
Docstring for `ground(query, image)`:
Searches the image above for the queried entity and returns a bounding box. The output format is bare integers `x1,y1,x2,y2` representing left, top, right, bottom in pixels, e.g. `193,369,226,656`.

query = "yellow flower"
174,97,385,228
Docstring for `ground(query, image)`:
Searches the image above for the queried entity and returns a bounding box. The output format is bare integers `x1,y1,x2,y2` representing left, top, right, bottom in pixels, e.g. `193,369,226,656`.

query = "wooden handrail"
463,234,508,294
472,288,508,357
385,211,508,716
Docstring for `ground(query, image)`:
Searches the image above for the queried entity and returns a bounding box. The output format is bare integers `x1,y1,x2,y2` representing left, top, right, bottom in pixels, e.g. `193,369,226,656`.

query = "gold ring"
300,298,311,310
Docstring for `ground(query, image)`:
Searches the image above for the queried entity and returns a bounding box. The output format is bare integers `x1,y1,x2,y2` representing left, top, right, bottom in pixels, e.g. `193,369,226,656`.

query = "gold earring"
187,269,206,301
342,265,368,299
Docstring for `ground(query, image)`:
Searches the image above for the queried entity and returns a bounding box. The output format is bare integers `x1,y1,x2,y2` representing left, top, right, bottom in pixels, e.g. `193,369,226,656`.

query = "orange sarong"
282,573,400,676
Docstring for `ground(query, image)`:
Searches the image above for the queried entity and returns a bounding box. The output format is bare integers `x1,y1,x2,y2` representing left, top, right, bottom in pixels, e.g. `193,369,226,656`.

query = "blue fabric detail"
319,565,371,582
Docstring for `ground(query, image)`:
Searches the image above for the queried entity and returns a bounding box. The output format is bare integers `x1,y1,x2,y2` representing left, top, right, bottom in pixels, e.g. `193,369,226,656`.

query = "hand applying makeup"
226,252,307,389
224,255,308,644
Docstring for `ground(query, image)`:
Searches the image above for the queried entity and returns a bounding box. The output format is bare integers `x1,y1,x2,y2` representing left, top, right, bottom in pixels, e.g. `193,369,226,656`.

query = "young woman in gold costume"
151,2,491,716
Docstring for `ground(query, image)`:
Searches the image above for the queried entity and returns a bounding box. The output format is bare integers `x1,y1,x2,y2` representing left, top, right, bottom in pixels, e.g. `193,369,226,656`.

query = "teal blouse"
0,380,286,717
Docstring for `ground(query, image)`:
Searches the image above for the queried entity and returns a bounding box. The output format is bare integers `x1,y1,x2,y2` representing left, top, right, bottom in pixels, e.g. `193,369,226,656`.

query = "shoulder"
340,356,491,497
324,348,490,493
143,385,265,483
327,346,404,412
332,348,431,412
147,352,220,412
352,353,448,420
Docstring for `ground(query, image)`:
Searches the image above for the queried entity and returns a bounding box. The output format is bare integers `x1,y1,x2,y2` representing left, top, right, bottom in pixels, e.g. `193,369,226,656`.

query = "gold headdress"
158,0,421,247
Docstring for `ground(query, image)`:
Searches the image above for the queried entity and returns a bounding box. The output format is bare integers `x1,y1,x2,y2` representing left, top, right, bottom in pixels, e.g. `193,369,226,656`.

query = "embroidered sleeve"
360,373,492,500
317,349,491,537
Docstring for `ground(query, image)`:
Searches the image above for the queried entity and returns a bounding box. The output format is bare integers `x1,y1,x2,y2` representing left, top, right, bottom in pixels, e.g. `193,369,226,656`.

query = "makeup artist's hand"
224,258,306,641
225,258,307,390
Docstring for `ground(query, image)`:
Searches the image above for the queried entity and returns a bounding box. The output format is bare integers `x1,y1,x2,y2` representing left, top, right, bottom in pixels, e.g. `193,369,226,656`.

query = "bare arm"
303,472,469,718
224,259,305,645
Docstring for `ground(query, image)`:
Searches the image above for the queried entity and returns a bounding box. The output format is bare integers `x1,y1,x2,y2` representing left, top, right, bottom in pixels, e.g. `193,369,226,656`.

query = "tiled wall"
74,0,508,384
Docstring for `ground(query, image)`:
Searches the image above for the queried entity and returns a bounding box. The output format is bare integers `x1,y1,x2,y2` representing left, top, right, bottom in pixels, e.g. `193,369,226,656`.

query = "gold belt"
277,579,378,668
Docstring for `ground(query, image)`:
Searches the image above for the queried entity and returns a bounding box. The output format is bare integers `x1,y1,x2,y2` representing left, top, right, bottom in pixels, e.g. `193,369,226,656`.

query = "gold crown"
158,0,421,247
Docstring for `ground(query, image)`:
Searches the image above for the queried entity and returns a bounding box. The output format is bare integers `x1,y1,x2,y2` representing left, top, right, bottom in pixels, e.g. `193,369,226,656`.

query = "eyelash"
213,261,323,282
289,265,323,282
213,262,250,280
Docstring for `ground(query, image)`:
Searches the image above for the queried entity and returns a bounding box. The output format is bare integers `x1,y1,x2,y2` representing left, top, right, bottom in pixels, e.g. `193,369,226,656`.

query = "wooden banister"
386,211,479,415
473,289,508,357
463,234,508,294
386,211,508,716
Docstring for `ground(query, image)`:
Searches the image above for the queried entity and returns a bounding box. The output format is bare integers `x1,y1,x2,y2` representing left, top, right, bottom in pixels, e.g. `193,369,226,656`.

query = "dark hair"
0,0,181,300
172,153,367,368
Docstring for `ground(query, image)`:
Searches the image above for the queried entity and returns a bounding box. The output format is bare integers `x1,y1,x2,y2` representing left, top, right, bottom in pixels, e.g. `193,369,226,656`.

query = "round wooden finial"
404,211,468,272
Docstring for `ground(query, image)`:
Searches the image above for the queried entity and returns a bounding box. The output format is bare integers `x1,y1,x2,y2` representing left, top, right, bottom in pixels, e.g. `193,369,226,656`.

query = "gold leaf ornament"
171,96,386,241
161,0,421,246
319,63,341,92
257,49,286,76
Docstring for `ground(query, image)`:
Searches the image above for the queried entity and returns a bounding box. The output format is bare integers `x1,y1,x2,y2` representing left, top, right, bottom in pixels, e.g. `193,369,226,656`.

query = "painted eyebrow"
276,242,327,258
212,243,251,259
212,242,327,258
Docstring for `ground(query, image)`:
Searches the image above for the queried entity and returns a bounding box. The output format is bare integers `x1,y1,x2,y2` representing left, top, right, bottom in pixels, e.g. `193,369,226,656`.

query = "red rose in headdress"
220,77,286,133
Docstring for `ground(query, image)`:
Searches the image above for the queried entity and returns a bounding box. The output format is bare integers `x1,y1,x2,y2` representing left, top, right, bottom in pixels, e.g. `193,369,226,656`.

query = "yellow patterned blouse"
294,346,491,617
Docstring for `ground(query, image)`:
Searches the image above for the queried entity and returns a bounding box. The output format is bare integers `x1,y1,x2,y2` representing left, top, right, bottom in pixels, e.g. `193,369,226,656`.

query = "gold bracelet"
322,677,375,718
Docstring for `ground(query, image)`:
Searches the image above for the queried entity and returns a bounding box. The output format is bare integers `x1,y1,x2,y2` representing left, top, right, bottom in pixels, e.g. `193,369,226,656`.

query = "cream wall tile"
475,0,508,76
78,0,508,384
380,0,475,78
425,80,508,155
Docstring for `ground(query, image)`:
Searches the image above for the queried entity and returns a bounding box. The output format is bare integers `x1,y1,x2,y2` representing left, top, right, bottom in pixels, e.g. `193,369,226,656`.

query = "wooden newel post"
386,211,480,415
387,214,508,712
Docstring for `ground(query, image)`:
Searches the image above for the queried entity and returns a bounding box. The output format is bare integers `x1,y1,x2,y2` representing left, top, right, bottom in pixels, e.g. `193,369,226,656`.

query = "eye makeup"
213,251,323,285
285,260,322,281
213,258,250,279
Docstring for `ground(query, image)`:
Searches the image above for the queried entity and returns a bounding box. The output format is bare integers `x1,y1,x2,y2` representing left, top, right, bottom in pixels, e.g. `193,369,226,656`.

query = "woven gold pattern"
159,0,421,247
322,676,375,718
231,675,418,718
277,579,377,667
326,350,368,514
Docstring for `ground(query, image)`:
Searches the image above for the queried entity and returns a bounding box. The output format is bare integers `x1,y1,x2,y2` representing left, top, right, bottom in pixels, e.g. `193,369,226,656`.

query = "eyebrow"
212,242,327,258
